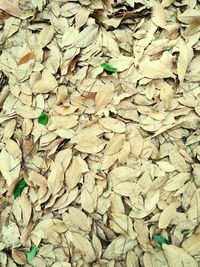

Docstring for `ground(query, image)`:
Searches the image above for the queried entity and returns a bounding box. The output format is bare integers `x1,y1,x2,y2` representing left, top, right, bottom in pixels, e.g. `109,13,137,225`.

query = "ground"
0,0,200,266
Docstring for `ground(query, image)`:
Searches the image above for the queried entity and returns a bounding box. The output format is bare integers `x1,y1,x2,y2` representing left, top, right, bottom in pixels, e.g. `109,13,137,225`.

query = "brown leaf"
17,52,35,65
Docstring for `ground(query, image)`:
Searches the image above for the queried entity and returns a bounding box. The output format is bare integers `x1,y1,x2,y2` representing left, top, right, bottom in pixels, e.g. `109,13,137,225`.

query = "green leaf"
74,151,80,156
101,63,118,74
26,244,37,261
13,178,28,199
182,136,187,144
163,48,171,51
153,235,171,247
38,112,48,125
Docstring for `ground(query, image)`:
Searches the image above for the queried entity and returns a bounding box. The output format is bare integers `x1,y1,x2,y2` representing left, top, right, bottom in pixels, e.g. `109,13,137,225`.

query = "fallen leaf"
13,178,28,199
0,0,22,17
95,83,115,112
47,162,64,195
17,52,35,65
32,69,58,94
26,244,37,261
75,24,98,48
38,112,48,125
163,244,198,267
158,202,177,229
104,134,125,155
101,63,118,74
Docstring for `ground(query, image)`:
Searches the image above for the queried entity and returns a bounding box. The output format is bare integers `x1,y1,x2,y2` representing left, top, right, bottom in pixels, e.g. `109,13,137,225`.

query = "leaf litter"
0,0,200,266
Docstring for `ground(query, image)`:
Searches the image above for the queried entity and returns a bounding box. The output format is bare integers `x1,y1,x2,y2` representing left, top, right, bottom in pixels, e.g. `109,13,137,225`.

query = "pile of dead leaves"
0,0,200,266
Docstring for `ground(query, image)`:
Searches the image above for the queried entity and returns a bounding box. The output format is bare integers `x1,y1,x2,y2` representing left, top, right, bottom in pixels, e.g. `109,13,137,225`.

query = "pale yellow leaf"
95,84,115,112
75,8,90,29
75,25,98,48
68,207,91,232
163,244,198,267
113,182,141,196
49,115,78,130
101,154,118,170
129,127,143,157
160,82,173,109
0,0,22,17
164,173,190,191
139,58,175,79
19,194,32,225
38,25,54,48
178,9,200,24
72,233,96,263
169,149,187,172
81,188,95,213
32,69,58,94
103,236,137,260
99,118,125,133
152,2,166,28
162,0,175,7
182,234,200,256
110,166,141,184
55,148,72,171
126,251,139,267
52,263,71,267
109,56,134,72
118,141,131,164
158,202,177,228
104,134,125,155
47,162,64,195
156,161,175,172
65,157,88,190
177,39,193,82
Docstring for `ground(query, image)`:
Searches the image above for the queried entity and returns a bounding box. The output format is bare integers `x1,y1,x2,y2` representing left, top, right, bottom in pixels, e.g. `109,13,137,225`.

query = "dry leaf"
72,233,96,263
65,157,87,190
113,182,141,196
152,2,166,28
47,162,64,195
17,51,35,65
103,236,137,260
158,202,177,229
0,0,21,17
139,58,175,79
75,25,98,48
163,244,198,267
95,84,115,112
99,118,126,133
68,207,91,232
182,234,200,256
104,134,125,155
38,25,55,48
32,69,58,94
177,39,193,82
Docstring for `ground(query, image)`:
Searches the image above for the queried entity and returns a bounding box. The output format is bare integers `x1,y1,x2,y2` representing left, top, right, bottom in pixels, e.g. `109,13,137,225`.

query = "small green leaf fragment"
182,136,187,144
152,235,170,247
13,178,28,199
101,63,118,74
26,244,37,261
74,151,80,156
38,112,48,125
